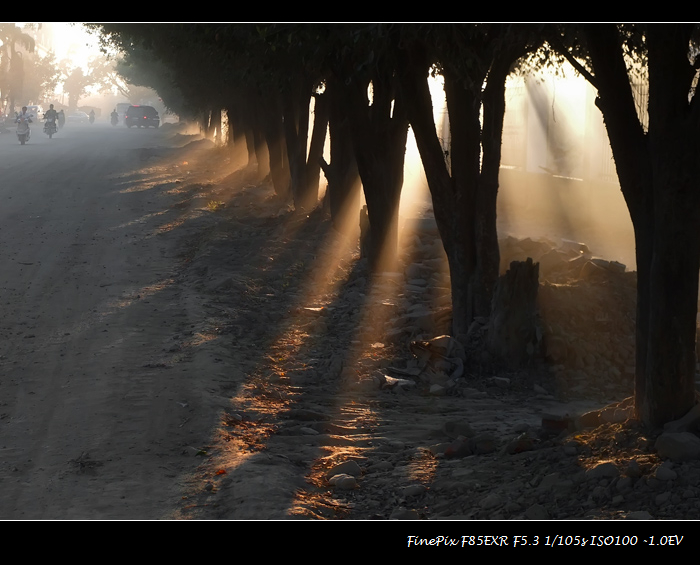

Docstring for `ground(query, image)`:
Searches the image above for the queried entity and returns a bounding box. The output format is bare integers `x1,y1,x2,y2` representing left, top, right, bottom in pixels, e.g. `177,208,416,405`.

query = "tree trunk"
642,133,700,426
487,259,540,367
282,82,330,212
283,79,312,210
582,23,700,428
261,95,290,200
320,78,362,235
397,38,519,335
338,70,409,272
304,91,329,209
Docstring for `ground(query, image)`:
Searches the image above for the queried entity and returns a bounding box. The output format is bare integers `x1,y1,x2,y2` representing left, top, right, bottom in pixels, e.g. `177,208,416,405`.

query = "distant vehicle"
67,111,90,124
26,105,43,121
125,105,160,128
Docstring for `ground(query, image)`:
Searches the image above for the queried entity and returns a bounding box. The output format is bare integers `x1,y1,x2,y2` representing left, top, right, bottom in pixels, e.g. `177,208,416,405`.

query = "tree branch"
546,33,599,89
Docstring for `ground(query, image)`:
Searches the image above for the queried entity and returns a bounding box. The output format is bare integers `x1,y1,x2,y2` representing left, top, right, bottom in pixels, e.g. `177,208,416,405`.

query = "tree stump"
486,258,540,368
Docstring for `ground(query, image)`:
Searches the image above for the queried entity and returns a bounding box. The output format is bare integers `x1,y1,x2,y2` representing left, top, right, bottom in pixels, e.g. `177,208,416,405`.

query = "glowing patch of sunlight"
399,128,433,253
151,216,189,236
220,109,229,146
118,181,166,195
498,66,636,268
104,278,175,313
295,229,360,307
401,452,440,483
110,210,170,231
110,171,167,183
209,417,278,475
398,73,444,259
187,331,219,348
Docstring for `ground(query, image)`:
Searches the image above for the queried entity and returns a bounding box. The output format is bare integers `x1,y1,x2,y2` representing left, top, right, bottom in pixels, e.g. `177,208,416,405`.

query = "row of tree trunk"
213,24,700,431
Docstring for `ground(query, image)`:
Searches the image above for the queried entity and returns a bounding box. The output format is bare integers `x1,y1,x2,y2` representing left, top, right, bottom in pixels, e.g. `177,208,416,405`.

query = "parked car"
125,105,160,128
67,111,90,124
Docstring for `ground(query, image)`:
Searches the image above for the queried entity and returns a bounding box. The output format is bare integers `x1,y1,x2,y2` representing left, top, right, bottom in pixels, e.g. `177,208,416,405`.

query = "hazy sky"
50,23,102,67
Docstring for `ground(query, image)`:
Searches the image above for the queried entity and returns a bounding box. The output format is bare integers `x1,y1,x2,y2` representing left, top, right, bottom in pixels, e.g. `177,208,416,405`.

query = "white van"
25,105,43,120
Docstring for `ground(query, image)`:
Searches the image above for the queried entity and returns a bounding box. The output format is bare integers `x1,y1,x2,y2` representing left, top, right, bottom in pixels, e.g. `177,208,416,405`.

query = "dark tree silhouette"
552,23,700,428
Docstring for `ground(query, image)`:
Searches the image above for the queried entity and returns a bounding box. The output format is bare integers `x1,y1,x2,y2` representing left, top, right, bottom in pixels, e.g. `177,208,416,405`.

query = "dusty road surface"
1,119,696,522
0,120,231,518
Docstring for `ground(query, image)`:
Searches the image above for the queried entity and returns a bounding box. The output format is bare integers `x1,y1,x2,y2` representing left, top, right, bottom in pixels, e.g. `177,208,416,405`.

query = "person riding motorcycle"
44,104,59,133
15,106,32,144
16,106,33,123
44,104,58,122
42,104,59,137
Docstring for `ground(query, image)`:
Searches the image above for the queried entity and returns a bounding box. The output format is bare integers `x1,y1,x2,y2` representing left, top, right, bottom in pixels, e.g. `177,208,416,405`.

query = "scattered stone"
428,442,453,457
491,376,511,389
586,461,620,480
287,409,330,422
328,474,357,489
625,459,643,478
654,432,700,462
327,460,362,479
524,503,549,519
479,493,503,510
374,372,417,392
471,433,498,455
390,507,421,519
403,484,427,497
663,403,700,433
541,412,571,434
503,433,536,455
442,421,475,439
367,461,393,472
576,409,601,429
654,462,677,481
444,439,473,459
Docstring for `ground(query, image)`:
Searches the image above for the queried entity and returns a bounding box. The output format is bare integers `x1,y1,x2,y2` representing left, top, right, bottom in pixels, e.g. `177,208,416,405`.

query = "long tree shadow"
166,157,457,518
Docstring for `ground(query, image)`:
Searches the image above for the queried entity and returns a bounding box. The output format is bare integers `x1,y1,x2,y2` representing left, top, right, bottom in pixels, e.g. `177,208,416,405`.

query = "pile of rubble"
500,234,637,400
375,219,639,402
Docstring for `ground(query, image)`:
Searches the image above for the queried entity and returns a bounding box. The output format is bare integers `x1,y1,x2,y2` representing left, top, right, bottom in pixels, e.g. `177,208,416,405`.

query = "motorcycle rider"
15,106,32,144
44,104,59,129
16,106,33,122
42,103,59,137
44,104,58,122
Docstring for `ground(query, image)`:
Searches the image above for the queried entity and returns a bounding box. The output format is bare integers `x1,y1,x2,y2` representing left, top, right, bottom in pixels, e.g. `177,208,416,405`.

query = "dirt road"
3,120,692,522
0,121,231,518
